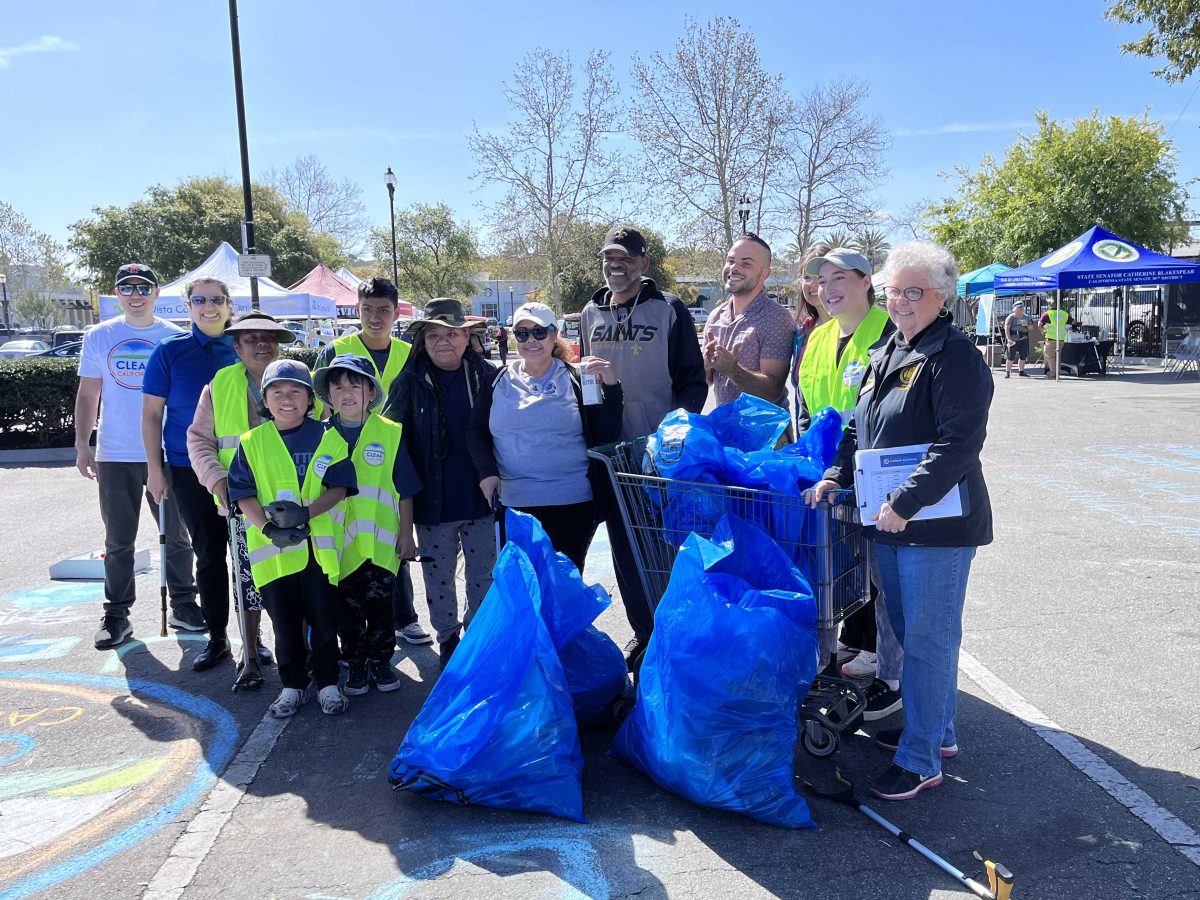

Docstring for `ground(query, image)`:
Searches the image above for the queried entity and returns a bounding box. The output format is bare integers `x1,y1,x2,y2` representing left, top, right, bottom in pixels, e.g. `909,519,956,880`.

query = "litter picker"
804,770,1013,900
227,513,260,692
157,503,168,637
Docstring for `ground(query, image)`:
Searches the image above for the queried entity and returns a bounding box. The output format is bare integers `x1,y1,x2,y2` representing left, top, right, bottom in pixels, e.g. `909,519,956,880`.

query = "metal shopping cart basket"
589,437,871,758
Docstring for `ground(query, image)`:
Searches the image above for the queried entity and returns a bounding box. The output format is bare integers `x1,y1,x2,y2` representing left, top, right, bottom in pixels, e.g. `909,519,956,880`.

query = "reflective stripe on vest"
798,305,890,425
240,422,347,589
336,414,404,579
1043,309,1069,341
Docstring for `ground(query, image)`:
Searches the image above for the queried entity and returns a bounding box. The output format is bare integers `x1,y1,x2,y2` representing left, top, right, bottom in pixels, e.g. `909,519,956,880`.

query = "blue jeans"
872,543,977,777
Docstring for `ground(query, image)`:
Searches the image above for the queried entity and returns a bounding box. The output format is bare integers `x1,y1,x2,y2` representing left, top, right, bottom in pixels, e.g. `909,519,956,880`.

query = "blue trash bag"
389,544,585,821
503,509,629,728
611,515,820,829
706,393,790,452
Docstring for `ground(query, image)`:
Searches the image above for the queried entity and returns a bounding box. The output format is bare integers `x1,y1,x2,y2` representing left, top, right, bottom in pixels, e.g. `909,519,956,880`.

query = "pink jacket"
186,382,264,514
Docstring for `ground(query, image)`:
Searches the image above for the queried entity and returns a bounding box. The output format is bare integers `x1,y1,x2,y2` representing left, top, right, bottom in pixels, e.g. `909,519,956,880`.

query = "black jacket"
381,350,496,527
825,314,994,547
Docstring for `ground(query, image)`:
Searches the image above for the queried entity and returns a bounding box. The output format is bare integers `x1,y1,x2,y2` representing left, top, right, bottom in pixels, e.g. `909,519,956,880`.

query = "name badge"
843,360,866,387
363,442,385,467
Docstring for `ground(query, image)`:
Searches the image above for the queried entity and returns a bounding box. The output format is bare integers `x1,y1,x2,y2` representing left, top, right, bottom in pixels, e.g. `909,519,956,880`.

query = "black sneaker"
94,616,132,650
874,727,959,759
438,633,460,671
371,661,402,692
862,679,903,721
870,763,942,801
344,662,370,696
167,603,207,632
1018,371,1030,377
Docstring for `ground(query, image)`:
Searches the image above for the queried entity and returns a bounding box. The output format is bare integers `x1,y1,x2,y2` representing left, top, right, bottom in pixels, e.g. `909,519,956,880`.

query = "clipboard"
853,443,963,523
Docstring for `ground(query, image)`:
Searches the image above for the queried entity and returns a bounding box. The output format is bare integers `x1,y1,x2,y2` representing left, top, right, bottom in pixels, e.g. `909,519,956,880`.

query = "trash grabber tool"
803,770,1013,900
492,495,505,556
227,513,259,693
157,503,168,637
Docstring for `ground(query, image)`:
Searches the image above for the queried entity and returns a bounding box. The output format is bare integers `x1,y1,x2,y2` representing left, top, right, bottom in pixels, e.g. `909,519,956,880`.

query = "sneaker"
439,633,461,670
841,650,878,678
371,661,402,692
1005,372,1010,379
269,687,307,718
624,636,648,673
343,662,370,696
167,603,207,632
870,763,942,801
94,616,132,650
318,685,349,715
1018,371,1030,378
399,623,433,646
862,679,903,721
873,727,959,759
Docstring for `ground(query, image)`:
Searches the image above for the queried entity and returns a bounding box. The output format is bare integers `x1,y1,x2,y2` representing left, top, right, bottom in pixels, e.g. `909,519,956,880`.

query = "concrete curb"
0,447,76,464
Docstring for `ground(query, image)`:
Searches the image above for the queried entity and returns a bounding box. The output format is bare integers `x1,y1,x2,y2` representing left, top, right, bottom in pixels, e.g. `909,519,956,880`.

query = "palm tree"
854,228,891,269
822,229,854,250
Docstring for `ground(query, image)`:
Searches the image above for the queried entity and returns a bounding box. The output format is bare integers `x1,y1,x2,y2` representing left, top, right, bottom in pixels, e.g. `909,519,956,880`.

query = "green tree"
13,289,62,330
1106,0,1200,83
853,228,891,269
367,203,479,302
927,111,1187,271
69,175,346,289
821,228,855,250
0,202,69,294
555,221,674,313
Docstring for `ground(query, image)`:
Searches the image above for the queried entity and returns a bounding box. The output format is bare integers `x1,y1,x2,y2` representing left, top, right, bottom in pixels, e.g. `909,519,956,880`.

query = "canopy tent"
290,264,360,316
336,266,363,287
958,262,1016,297
99,242,337,321
309,265,418,318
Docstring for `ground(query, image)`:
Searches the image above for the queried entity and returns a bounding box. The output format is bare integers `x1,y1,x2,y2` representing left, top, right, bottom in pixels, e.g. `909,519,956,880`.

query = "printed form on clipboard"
853,443,963,523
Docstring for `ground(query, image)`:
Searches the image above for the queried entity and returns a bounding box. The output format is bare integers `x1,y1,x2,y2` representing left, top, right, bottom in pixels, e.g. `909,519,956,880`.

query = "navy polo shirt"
143,326,239,466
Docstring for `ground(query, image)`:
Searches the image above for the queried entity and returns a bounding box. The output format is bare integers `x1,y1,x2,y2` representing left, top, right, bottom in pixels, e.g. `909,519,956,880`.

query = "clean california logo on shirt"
107,338,158,389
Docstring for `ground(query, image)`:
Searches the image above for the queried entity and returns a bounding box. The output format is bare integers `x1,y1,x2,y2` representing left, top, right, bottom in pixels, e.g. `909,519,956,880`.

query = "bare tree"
468,49,625,307
631,16,792,249
778,78,889,255
264,155,368,250
886,199,934,242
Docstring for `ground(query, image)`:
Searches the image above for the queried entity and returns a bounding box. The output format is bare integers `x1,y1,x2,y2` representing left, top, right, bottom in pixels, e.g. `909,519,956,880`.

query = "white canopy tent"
99,242,337,321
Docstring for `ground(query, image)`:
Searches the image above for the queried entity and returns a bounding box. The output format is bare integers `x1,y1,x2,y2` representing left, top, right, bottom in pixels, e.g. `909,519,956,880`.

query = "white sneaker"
398,623,434,646
841,650,878,678
269,687,306,718
318,685,349,715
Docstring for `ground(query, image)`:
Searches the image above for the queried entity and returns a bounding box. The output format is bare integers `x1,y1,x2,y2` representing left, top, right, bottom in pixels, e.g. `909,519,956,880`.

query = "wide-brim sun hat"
805,247,873,278
313,354,383,413
511,301,557,329
224,311,296,340
405,297,485,335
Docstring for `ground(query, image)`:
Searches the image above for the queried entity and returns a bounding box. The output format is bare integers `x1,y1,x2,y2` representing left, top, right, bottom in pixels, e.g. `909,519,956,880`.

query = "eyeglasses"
883,286,928,303
190,295,229,307
117,283,153,297
514,325,553,342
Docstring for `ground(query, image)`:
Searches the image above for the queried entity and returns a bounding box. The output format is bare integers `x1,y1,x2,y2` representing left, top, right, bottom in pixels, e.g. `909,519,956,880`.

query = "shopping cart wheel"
801,723,839,759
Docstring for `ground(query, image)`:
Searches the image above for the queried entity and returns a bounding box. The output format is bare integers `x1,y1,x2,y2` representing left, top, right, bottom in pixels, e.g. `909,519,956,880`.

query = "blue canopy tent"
957,262,1020,338
994,225,1200,376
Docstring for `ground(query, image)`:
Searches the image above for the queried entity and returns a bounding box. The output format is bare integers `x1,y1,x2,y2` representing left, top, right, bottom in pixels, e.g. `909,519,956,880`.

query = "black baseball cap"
600,226,647,257
115,263,160,286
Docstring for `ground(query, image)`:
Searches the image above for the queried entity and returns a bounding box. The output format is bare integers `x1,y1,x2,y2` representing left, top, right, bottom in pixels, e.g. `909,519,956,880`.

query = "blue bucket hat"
313,354,383,412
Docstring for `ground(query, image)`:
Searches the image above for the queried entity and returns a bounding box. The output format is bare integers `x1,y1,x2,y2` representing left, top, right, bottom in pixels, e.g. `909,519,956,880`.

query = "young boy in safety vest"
314,355,420,695
226,359,358,718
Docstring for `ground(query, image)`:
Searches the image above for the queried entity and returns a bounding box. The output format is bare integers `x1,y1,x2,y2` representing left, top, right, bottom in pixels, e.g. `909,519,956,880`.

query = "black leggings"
512,500,596,573
259,553,339,690
169,464,230,635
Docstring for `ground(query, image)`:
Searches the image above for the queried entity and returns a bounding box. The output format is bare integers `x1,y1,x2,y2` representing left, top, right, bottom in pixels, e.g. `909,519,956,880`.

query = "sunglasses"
117,283,153,297
514,325,554,342
190,295,229,307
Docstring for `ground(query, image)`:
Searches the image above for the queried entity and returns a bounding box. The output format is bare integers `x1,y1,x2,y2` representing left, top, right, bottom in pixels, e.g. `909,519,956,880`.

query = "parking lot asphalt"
0,365,1197,899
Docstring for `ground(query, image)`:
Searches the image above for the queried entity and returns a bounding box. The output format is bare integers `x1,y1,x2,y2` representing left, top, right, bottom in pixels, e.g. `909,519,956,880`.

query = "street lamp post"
736,195,752,233
384,167,399,288
0,274,9,335
507,285,515,325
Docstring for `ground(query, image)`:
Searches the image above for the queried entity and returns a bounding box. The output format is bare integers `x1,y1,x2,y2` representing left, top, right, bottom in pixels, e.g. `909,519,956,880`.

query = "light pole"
384,167,399,288
0,274,9,335
507,285,515,324
227,0,259,309
736,195,752,233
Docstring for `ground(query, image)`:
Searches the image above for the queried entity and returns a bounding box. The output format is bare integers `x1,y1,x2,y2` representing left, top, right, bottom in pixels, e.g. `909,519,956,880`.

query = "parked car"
1074,290,1157,344
30,341,82,358
465,315,493,357
688,306,710,326
0,340,50,359
559,314,582,359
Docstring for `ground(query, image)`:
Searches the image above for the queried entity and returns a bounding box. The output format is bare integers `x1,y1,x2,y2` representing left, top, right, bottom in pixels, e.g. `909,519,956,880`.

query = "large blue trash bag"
389,544,585,821
706,393,790,452
503,509,629,729
611,515,820,828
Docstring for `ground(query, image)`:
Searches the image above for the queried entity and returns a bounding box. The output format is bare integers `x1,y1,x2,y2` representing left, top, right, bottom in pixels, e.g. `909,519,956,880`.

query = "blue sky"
2,0,1197,257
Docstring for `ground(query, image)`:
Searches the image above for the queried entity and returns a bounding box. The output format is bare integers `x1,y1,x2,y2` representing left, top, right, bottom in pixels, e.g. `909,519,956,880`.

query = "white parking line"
959,649,1200,867
143,712,290,900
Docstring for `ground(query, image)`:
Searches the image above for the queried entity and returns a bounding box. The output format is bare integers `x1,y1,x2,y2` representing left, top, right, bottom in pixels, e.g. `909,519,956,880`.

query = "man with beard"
580,226,706,669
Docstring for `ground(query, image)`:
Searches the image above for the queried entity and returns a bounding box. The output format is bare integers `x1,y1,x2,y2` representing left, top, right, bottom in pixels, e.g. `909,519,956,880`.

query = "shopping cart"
589,437,870,758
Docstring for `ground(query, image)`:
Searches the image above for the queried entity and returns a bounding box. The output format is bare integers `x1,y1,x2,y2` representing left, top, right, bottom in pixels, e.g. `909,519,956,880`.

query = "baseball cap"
313,354,383,412
804,248,872,278
511,301,557,329
260,359,313,393
115,263,160,286
600,226,647,257
1013,299,1025,308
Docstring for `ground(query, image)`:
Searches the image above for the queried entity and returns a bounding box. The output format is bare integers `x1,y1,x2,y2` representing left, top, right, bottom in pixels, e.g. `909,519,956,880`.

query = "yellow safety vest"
1043,308,1069,341
211,363,252,471
798,306,890,425
313,334,411,419
240,422,347,589
335,414,404,580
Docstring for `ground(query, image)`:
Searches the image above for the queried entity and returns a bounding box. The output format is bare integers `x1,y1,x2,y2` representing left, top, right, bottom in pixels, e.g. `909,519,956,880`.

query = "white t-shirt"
78,317,185,462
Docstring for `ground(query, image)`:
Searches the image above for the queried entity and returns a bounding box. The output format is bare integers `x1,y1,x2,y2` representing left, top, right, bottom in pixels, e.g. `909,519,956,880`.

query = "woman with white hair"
811,241,994,802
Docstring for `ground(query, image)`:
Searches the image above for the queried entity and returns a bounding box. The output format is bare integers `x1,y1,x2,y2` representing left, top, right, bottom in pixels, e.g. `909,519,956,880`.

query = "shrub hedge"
0,346,325,451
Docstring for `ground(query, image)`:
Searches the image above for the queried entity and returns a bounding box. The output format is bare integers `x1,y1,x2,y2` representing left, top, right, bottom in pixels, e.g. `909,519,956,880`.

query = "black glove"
264,500,310,529
262,522,309,548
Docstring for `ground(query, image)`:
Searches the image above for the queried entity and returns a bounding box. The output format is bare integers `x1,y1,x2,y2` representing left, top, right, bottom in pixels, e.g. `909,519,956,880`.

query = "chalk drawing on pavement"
0,672,237,900
0,583,103,629
0,634,79,662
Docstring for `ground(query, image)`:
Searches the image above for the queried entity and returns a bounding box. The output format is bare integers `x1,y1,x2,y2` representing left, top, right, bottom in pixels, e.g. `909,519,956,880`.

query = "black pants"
259,553,339,690
593,479,654,641
169,464,230,636
392,562,417,629
839,581,880,653
513,500,597,573
337,563,397,665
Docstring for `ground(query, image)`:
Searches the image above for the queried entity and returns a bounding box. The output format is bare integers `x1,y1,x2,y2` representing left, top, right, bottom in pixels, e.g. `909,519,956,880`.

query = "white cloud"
0,35,78,69
894,120,1033,138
